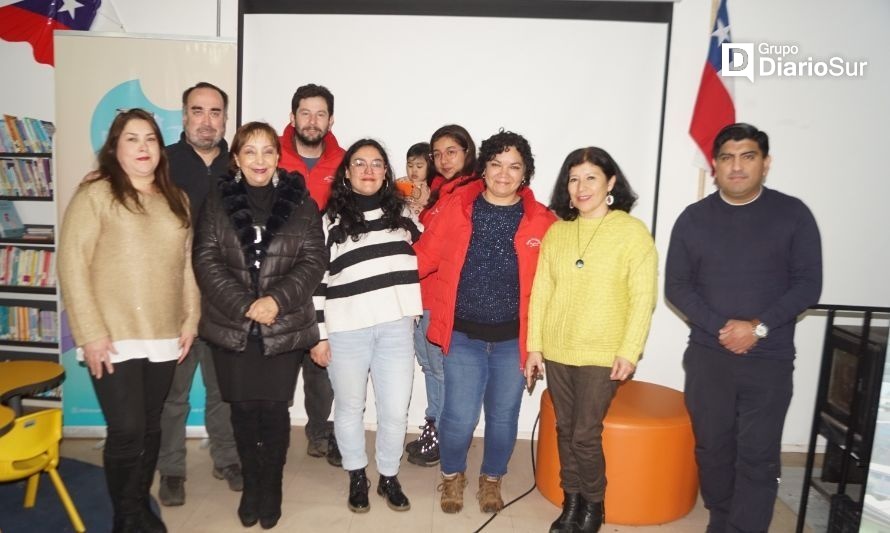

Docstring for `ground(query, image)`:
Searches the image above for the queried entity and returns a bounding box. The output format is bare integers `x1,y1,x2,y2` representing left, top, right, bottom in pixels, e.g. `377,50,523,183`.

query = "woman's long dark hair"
325,139,413,244
96,108,190,227
549,147,637,221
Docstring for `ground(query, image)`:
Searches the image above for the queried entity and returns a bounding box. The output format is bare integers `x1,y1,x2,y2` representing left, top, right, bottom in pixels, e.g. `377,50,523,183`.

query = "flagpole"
697,0,721,200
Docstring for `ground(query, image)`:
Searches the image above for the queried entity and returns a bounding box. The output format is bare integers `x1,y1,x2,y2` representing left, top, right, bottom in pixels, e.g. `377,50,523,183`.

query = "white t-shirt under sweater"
315,207,423,338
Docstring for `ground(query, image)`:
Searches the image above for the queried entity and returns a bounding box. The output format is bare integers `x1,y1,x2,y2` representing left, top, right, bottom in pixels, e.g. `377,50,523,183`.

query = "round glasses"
351,159,386,172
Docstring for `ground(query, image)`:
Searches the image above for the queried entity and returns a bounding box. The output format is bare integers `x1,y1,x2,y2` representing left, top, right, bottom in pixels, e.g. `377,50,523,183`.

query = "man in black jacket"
157,82,242,506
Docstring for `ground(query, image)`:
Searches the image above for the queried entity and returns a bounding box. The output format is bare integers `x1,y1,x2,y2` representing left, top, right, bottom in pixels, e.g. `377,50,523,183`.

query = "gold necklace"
575,213,608,269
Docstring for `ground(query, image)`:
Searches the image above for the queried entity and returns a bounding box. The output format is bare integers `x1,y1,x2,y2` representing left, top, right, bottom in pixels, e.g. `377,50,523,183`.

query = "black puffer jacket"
193,170,328,356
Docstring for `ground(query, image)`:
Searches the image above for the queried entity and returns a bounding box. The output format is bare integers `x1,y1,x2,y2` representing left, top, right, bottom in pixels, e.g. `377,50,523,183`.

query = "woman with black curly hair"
414,130,556,515
308,139,423,514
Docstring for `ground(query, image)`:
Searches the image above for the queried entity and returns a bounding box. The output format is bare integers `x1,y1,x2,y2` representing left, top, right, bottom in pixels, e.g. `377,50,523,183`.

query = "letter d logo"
721,43,754,82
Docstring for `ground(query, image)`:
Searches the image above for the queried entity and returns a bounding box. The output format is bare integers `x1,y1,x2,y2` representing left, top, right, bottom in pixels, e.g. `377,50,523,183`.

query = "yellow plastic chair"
0,408,85,532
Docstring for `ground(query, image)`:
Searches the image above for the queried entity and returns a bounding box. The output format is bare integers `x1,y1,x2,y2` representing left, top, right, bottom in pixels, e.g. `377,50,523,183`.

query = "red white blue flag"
0,0,102,66
689,0,735,170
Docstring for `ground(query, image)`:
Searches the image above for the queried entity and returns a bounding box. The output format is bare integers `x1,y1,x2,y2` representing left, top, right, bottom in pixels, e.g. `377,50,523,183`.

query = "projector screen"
240,1,674,233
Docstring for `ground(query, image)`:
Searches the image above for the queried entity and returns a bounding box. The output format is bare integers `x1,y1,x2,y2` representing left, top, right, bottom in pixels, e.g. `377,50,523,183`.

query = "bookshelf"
0,115,60,408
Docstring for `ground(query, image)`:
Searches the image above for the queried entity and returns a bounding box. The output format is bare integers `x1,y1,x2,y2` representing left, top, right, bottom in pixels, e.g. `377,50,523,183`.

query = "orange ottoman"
535,381,698,525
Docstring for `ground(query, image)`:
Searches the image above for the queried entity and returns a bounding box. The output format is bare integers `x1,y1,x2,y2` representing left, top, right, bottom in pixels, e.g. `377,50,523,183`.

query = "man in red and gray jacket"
279,83,345,211
278,83,345,466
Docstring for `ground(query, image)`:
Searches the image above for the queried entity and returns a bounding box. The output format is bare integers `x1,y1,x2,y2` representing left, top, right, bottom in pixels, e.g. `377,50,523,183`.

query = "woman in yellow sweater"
58,109,199,533
526,147,657,533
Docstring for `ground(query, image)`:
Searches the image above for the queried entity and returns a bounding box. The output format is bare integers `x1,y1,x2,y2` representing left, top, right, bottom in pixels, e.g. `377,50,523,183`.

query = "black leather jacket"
193,170,328,356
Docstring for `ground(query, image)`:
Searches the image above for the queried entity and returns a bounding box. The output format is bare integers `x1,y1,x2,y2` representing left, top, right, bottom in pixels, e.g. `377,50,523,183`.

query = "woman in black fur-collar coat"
193,122,328,529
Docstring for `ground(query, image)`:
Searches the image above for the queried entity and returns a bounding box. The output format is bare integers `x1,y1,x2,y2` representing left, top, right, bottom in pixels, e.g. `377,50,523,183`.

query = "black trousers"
683,343,793,533
90,358,177,459
300,358,335,443
547,360,617,502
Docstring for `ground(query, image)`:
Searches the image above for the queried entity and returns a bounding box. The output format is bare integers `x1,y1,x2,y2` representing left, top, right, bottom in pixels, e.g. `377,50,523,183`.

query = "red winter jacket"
278,124,346,210
416,174,478,309
414,180,556,368
418,174,475,227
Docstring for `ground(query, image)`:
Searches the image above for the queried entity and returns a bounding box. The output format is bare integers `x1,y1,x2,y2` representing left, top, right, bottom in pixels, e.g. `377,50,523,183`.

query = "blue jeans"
328,317,415,476
439,331,525,477
413,310,445,422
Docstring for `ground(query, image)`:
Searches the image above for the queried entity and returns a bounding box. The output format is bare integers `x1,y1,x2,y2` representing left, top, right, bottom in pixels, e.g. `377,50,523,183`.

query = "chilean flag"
689,0,735,171
0,0,102,66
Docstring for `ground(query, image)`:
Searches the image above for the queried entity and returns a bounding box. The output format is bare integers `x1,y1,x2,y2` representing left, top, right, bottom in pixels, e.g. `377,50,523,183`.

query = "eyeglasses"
430,148,466,161
351,159,386,171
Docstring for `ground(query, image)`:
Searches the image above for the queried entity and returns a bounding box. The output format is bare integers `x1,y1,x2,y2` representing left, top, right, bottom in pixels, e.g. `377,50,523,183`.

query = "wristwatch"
752,320,769,339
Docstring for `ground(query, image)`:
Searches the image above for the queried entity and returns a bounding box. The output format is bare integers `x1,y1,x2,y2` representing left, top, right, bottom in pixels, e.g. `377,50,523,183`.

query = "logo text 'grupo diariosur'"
721,43,868,82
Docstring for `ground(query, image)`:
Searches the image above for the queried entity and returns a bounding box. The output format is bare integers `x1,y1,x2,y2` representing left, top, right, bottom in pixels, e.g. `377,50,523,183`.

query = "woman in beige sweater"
58,108,199,533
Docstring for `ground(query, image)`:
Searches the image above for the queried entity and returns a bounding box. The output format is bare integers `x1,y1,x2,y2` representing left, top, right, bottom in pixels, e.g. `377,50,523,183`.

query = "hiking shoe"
437,472,467,513
326,433,342,467
212,463,244,492
405,417,436,455
477,475,504,513
307,437,328,458
158,475,185,507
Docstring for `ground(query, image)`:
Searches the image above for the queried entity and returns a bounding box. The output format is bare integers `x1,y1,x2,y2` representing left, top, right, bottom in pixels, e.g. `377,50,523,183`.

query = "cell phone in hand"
527,370,543,395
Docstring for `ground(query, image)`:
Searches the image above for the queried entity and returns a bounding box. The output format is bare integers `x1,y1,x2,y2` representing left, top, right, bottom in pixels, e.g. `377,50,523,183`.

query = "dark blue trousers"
684,343,793,533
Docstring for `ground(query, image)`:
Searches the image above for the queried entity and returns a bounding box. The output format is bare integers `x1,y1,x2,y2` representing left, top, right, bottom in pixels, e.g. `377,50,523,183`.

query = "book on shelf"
0,114,53,154
2,115,25,153
0,157,52,197
0,305,57,343
21,226,54,242
0,200,25,238
0,246,56,287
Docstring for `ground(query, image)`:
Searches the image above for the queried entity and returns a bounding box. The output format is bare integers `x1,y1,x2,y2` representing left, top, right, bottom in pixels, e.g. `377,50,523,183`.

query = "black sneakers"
406,418,440,467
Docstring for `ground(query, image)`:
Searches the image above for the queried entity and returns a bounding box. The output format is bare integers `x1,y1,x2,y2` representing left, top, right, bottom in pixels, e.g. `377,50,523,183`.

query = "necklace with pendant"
575,213,607,268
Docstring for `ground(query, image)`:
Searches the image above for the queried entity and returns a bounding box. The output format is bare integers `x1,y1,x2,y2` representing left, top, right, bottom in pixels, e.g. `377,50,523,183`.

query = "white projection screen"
239,0,675,234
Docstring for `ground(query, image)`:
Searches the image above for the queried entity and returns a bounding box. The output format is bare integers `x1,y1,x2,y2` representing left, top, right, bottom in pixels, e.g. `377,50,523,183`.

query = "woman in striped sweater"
309,139,423,514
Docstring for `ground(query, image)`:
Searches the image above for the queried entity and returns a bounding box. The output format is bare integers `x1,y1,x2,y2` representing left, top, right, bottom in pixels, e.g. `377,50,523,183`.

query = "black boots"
575,496,604,533
347,470,412,513
139,431,167,533
258,403,290,529
377,475,411,511
550,492,581,533
232,420,261,527
258,438,287,529
104,454,144,533
348,468,371,513
231,401,290,529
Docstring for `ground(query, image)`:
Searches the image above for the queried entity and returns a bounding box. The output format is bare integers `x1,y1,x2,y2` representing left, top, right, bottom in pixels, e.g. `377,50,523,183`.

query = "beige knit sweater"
58,179,200,346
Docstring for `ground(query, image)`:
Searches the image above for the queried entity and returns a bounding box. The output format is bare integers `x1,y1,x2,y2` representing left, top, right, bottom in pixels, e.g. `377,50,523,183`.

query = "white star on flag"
59,0,84,18
711,19,731,45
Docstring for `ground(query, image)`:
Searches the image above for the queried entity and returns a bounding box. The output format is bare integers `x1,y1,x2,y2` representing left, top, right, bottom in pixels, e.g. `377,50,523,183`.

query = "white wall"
3,0,888,447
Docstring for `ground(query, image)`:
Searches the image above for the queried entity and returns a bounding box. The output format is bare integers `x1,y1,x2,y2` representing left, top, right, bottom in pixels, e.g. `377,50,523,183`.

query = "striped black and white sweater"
314,206,423,338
